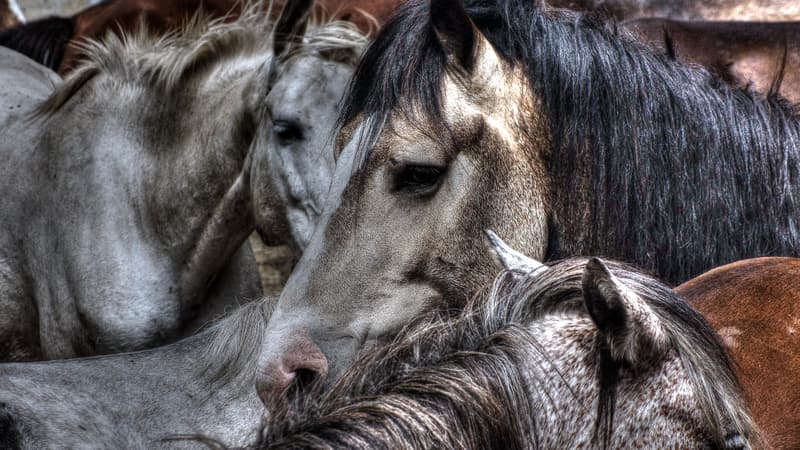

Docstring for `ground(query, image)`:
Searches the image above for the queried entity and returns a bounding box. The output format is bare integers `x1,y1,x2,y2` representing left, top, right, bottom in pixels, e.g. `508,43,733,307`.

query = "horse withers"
255,0,800,398
0,2,366,361
258,255,756,448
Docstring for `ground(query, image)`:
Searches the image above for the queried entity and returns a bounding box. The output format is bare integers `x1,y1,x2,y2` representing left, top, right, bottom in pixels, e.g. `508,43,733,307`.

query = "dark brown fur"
548,0,800,21
677,257,800,450
0,1,21,31
626,19,800,103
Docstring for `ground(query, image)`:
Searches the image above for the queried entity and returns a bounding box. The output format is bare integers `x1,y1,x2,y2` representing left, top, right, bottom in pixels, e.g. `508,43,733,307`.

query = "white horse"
0,2,365,361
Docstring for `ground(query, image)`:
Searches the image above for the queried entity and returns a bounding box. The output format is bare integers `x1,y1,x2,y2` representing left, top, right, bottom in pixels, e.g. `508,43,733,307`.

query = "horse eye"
273,120,303,143
393,165,445,195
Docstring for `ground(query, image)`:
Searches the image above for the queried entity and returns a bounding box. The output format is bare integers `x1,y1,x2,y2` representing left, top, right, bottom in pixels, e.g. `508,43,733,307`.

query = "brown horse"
549,0,800,21
625,19,800,104
0,0,23,31
677,257,800,450
0,0,403,74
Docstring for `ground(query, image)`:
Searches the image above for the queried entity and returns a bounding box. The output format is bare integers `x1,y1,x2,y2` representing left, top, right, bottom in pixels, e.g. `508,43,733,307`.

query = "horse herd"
0,0,798,448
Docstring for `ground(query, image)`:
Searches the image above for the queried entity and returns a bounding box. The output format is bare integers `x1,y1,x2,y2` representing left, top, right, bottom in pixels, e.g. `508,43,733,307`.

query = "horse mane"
261,259,757,448
195,300,272,395
0,15,74,70
340,0,800,284
35,1,365,118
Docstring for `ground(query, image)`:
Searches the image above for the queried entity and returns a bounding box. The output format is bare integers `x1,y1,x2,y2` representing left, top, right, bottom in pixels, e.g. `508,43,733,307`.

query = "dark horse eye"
273,120,304,143
393,165,445,195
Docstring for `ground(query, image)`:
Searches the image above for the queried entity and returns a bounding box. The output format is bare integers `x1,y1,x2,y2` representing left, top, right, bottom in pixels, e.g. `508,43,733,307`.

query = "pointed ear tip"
585,257,610,274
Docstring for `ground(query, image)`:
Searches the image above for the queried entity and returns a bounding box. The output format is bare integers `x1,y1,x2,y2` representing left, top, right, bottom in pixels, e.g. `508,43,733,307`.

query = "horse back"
677,257,800,449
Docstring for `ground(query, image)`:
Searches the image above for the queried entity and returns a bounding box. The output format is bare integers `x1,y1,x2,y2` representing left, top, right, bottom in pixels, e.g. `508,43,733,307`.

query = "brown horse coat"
0,0,22,31
625,19,800,104
549,0,800,21
677,257,800,449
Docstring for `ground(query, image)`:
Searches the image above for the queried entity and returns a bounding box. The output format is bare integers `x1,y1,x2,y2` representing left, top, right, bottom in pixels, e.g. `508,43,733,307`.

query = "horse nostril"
256,335,329,407
294,368,320,390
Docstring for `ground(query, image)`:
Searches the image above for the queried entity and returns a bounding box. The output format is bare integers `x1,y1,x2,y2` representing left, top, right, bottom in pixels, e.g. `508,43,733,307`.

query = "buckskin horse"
0,1,365,361
253,0,800,403
0,0,399,74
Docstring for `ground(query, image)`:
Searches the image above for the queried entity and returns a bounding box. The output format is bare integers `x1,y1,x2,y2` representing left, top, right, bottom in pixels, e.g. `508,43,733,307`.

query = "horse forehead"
272,58,351,109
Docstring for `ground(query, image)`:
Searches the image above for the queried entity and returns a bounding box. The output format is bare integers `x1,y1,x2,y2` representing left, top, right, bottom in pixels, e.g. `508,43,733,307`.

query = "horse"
253,0,800,398
625,19,800,104
676,257,800,449
0,0,23,30
0,0,400,75
0,9,368,449
0,301,268,448
0,2,366,361
548,0,800,21
255,253,757,448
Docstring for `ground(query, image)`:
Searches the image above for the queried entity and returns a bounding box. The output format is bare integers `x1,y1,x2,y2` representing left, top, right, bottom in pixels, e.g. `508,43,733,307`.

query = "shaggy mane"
36,1,365,117
261,259,758,448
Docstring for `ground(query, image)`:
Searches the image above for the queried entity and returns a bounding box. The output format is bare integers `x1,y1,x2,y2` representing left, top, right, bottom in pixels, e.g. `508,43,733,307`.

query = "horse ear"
273,0,313,57
430,0,476,70
430,0,506,90
484,230,547,275
582,258,669,366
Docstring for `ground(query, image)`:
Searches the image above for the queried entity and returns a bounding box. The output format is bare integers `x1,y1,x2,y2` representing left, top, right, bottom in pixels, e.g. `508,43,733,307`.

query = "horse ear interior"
582,258,669,366
484,229,548,275
273,0,313,57
430,0,476,70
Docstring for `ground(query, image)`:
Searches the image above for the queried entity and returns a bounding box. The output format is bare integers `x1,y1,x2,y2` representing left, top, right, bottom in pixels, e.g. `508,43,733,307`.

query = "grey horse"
0,7,367,450
0,2,364,361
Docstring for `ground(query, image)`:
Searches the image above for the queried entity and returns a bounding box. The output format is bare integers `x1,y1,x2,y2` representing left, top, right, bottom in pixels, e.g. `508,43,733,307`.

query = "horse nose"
256,330,329,405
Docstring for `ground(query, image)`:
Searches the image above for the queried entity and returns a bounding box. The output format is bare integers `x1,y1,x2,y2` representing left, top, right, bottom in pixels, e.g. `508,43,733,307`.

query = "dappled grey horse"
260,250,757,449
0,3,364,361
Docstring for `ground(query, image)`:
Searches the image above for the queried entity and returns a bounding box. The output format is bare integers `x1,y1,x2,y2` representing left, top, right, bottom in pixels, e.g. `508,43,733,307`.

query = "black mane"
0,16,74,71
341,0,800,284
